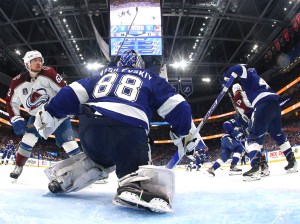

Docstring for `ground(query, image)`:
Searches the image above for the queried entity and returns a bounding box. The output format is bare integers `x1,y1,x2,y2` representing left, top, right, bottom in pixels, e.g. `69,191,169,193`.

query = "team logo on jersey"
56,74,63,83
26,88,50,111
22,88,28,95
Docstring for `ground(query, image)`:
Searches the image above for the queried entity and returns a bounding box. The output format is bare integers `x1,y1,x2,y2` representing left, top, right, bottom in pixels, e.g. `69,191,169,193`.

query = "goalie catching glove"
34,106,67,139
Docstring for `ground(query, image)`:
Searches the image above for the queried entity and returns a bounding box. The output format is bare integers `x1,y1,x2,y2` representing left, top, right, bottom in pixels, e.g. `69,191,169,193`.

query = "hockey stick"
166,73,237,169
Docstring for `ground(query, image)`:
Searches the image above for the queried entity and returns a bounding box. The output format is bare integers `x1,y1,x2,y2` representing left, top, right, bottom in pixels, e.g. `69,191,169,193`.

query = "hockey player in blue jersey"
224,64,297,180
194,147,209,171
1,140,16,165
34,49,204,213
206,119,244,176
232,83,270,177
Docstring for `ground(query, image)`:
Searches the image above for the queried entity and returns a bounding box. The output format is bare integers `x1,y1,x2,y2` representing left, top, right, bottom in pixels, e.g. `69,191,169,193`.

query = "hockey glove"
170,130,199,156
34,106,67,139
10,116,26,136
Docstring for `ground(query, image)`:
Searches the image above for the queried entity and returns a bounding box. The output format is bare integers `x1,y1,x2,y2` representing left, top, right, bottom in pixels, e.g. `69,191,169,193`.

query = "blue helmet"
223,119,235,133
117,50,145,68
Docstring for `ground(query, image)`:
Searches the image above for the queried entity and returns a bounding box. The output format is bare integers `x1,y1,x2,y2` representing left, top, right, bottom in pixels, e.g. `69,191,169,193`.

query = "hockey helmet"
23,50,44,65
223,119,234,133
232,83,242,95
117,49,145,68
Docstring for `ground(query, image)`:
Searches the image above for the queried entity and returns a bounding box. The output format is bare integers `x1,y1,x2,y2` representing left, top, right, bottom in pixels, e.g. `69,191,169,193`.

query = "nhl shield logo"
22,88,28,95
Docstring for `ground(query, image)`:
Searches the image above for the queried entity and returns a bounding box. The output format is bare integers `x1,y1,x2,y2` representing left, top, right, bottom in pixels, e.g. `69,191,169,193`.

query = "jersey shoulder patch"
40,67,65,87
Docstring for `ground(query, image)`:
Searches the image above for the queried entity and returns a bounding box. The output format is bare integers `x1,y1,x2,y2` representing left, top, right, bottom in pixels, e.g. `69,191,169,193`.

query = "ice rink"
0,161,299,224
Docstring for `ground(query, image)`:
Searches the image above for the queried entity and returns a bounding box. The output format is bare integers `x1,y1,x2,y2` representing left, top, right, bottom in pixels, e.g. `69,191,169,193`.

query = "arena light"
86,62,104,70
202,77,211,83
170,60,188,69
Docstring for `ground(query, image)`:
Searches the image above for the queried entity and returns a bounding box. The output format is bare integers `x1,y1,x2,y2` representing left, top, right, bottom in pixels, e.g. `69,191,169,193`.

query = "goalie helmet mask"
23,50,44,78
117,50,145,69
232,83,242,95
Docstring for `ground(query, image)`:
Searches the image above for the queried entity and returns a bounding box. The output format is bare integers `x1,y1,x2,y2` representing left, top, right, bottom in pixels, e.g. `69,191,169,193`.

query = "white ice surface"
0,161,299,224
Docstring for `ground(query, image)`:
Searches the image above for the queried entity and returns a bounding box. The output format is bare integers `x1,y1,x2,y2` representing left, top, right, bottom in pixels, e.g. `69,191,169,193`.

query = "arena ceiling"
0,0,300,98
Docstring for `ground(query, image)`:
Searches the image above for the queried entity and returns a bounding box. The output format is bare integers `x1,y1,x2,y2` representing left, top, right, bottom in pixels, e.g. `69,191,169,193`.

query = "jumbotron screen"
109,0,162,56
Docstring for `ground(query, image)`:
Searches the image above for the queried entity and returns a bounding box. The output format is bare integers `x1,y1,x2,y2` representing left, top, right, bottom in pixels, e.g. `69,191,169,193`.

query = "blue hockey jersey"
224,65,279,107
45,66,192,135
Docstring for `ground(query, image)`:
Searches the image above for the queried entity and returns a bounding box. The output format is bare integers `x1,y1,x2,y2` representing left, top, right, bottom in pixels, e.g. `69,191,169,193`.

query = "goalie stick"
166,73,237,169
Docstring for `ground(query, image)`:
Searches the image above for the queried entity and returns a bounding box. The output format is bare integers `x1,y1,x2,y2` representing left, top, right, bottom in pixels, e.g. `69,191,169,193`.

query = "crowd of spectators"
0,72,300,166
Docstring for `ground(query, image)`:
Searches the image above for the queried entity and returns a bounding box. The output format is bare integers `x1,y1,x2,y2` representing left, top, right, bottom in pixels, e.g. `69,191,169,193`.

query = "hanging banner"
292,18,299,32
283,28,290,42
159,64,168,81
274,38,281,51
296,13,300,25
168,78,179,93
279,34,286,47
288,25,294,39
90,17,110,60
180,77,193,97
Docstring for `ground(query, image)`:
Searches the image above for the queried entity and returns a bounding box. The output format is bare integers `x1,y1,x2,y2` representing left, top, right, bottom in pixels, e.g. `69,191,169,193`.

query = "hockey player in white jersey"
6,50,80,179
34,49,204,213
224,65,297,180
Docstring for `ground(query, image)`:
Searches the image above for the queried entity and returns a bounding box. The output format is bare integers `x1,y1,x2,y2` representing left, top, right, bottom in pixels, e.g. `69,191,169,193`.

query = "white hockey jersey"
6,66,66,118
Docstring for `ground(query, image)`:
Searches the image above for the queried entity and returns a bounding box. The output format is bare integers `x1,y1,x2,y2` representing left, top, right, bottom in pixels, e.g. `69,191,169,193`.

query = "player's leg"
10,116,39,179
1,150,6,165
243,103,269,180
229,143,243,175
5,151,12,165
45,152,114,193
260,149,270,176
54,118,81,156
268,103,297,172
206,144,231,177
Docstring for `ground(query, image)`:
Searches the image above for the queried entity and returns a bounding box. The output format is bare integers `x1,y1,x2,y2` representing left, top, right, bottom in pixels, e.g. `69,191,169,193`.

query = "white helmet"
23,50,44,65
232,83,242,95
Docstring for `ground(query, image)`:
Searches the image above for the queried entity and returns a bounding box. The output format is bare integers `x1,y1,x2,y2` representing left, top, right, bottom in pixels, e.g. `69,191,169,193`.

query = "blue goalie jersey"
46,66,192,136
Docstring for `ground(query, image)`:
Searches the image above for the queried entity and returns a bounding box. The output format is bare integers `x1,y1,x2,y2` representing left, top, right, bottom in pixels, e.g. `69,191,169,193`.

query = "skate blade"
203,170,215,177
261,172,270,177
243,175,261,182
229,172,242,176
286,169,298,174
11,178,18,183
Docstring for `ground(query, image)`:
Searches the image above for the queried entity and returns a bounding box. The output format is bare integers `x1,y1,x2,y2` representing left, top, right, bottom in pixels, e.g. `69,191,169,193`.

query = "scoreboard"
110,0,162,56
110,25,162,55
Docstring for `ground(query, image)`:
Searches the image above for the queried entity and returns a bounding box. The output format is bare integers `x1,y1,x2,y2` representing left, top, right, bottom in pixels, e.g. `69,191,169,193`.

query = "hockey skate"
10,165,23,179
113,183,172,213
229,165,242,176
243,163,261,181
206,167,215,177
260,163,270,177
284,156,298,173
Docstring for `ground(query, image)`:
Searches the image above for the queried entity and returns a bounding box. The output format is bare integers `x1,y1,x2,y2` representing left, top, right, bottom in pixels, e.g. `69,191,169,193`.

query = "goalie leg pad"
45,152,115,193
113,165,175,213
